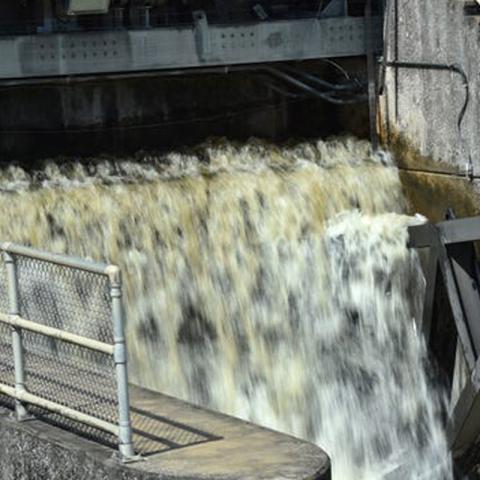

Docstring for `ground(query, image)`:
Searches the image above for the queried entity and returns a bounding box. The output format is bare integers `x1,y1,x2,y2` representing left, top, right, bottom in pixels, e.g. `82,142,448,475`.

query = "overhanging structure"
0,16,381,81
0,0,382,82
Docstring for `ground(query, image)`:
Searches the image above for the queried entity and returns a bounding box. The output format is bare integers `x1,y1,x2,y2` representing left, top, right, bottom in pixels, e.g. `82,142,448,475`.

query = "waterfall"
0,137,452,479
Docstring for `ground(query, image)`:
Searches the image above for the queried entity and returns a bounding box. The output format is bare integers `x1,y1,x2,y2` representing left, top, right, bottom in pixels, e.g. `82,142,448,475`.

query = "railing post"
107,266,135,460
4,251,28,421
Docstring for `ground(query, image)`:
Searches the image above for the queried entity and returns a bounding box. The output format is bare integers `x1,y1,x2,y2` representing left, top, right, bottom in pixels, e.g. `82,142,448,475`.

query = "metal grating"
23,331,118,425
16,255,113,343
0,259,14,388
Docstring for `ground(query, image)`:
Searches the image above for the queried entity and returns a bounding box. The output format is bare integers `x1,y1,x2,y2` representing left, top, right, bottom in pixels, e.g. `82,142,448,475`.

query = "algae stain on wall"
400,171,480,223
381,133,480,222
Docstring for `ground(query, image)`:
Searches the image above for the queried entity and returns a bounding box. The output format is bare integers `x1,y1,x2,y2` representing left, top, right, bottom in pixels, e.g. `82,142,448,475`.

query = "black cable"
385,60,472,180
280,65,363,92
384,61,469,133
260,67,367,105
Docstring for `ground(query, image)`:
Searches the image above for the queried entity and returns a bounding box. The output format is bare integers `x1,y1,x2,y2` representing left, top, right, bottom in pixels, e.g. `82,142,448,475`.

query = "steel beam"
408,216,480,248
447,241,480,357
421,244,439,340
0,16,382,81
447,376,480,454
433,229,477,371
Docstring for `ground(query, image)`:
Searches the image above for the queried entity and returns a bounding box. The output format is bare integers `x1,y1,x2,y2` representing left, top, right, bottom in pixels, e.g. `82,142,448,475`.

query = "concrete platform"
0,384,331,480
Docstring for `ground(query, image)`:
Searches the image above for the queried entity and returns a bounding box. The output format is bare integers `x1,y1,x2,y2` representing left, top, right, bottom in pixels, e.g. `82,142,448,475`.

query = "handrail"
0,383,119,436
0,313,114,355
0,243,136,461
0,242,115,277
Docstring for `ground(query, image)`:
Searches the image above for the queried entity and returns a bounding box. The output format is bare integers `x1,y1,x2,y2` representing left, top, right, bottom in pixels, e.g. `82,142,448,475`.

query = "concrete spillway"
0,137,453,479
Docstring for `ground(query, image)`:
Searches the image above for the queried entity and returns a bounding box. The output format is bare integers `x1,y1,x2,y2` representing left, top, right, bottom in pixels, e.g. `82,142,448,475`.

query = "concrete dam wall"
0,59,369,162
380,0,480,221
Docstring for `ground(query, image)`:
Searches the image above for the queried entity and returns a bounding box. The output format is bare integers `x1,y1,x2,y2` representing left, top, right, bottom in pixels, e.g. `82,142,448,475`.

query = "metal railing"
0,242,135,461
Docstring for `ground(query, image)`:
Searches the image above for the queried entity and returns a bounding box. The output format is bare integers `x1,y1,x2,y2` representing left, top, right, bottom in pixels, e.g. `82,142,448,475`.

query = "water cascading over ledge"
0,137,452,479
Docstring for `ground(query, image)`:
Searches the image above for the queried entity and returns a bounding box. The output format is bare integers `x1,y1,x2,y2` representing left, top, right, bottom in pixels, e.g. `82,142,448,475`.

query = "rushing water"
0,137,452,478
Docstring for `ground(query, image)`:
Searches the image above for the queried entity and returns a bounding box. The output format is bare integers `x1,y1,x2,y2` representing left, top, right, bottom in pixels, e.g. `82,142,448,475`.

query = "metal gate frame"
408,215,480,460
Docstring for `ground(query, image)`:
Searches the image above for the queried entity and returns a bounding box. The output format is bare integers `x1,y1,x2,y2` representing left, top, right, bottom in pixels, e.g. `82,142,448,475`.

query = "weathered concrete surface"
0,60,367,162
379,0,480,219
399,171,480,222
0,385,331,480
381,0,480,172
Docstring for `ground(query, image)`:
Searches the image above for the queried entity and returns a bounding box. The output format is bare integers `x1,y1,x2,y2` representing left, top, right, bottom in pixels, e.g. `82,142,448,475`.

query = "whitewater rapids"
0,137,452,479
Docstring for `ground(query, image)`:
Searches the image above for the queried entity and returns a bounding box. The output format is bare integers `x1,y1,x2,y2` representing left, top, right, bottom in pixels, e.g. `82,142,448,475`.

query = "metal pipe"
0,61,367,105
281,65,360,91
263,80,305,98
0,313,114,355
4,252,28,421
0,382,119,436
260,67,367,105
0,65,241,88
108,266,135,460
365,0,379,150
0,242,110,276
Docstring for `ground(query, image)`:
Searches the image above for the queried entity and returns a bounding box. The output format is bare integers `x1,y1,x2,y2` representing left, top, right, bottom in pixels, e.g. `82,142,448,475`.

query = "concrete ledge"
0,386,331,480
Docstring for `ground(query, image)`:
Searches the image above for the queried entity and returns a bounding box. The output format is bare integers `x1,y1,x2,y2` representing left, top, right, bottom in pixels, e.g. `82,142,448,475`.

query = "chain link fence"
0,259,14,410
0,243,135,460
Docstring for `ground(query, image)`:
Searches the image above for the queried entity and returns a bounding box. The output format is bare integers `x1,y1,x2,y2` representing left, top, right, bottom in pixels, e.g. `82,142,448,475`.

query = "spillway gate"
0,243,136,460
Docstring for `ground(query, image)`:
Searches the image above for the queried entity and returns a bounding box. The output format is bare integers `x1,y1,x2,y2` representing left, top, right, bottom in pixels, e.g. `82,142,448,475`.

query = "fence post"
4,251,28,421
107,265,135,460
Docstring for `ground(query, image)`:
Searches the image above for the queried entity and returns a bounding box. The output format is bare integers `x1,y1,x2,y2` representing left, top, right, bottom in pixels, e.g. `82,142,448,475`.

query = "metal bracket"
193,10,211,62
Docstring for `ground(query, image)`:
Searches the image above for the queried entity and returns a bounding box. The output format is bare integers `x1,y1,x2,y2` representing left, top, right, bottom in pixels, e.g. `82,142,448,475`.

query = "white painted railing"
0,243,136,461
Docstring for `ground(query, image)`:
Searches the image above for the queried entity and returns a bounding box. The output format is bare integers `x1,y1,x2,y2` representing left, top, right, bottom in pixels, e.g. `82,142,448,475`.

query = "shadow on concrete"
131,406,221,457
